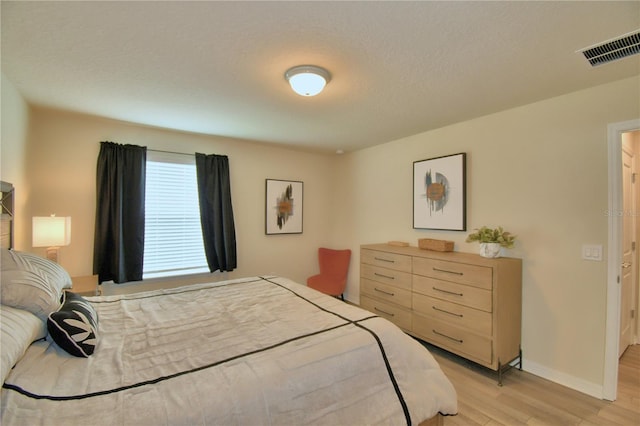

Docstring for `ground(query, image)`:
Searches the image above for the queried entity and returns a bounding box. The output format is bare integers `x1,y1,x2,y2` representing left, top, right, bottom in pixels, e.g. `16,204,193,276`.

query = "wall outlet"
582,244,603,261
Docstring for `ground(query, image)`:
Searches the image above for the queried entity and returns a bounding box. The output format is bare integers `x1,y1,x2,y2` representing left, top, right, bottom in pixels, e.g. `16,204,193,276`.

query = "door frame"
604,118,640,401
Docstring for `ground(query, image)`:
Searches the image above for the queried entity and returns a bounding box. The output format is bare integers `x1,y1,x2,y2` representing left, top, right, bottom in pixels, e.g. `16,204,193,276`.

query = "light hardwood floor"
426,343,640,425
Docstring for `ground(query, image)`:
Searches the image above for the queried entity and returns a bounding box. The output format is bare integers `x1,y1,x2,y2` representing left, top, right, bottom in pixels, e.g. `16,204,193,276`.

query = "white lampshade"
33,216,71,247
285,65,331,97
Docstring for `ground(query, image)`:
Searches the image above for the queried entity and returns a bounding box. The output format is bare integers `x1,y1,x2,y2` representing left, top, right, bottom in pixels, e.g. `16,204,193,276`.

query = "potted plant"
466,226,516,258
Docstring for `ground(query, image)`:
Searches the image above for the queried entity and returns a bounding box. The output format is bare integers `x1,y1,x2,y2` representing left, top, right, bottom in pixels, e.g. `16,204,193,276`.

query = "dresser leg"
518,346,523,371
497,348,523,386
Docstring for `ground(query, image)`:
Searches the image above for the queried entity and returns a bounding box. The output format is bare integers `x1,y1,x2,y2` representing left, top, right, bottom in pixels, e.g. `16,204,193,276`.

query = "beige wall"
16,107,336,285
0,73,31,250
332,76,640,396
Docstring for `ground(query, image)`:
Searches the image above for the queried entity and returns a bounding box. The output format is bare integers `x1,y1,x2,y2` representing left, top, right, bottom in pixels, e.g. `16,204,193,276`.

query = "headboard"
1,181,15,249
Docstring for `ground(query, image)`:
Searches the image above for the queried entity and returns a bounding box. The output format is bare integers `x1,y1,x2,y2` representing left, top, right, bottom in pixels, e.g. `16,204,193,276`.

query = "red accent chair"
307,248,352,300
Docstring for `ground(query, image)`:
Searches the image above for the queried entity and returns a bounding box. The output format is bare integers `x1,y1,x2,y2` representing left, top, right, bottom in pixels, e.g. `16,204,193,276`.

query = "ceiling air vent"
578,30,640,67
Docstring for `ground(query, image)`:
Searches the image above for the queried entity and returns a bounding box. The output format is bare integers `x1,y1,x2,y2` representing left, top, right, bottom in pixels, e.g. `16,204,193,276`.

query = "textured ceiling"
2,1,639,154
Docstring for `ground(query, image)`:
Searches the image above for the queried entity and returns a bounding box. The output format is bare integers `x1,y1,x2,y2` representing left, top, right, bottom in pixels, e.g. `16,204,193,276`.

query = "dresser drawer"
412,316,492,365
360,295,412,331
361,249,412,273
413,257,492,290
413,293,492,336
361,278,412,308
361,264,412,290
413,275,492,312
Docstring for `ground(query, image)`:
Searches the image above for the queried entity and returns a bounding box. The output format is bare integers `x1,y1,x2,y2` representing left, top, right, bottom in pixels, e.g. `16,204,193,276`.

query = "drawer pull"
432,306,463,317
433,329,463,344
374,257,395,263
432,286,463,297
375,287,395,296
374,307,395,317
433,267,463,276
374,272,395,280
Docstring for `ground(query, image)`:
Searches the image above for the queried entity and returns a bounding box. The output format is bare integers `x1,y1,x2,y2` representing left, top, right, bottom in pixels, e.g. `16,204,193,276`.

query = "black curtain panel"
93,141,147,283
195,153,237,272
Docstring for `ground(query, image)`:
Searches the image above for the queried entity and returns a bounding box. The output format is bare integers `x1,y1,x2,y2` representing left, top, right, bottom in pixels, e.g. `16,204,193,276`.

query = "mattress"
1,276,457,425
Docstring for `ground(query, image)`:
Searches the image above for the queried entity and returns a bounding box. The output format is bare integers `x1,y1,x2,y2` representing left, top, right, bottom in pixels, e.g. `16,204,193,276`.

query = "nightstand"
70,275,100,296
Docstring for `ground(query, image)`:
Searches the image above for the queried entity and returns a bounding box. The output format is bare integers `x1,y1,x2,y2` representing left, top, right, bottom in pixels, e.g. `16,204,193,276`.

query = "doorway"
604,119,640,401
619,132,637,357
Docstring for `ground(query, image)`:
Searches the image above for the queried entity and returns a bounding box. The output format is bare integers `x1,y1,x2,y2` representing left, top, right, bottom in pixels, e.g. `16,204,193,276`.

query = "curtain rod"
149,149,226,158
148,148,195,157
100,142,208,157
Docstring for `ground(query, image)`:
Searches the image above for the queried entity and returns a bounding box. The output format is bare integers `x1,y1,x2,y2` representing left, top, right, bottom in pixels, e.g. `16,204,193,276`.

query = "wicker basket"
418,238,454,252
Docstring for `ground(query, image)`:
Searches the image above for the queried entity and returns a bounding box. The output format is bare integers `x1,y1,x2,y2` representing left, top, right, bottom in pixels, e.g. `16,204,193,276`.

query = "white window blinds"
143,151,208,279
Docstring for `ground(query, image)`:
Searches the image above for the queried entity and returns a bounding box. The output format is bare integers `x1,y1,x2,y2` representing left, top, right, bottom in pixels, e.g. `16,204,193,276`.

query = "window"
143,151,208,279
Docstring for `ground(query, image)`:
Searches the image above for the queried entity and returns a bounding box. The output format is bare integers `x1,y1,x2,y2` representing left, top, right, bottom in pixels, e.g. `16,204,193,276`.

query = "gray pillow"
1,305,47,383
1,249,72,321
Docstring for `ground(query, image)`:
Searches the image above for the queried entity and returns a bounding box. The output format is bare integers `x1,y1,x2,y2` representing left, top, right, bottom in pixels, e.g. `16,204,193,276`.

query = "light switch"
582,244,603,261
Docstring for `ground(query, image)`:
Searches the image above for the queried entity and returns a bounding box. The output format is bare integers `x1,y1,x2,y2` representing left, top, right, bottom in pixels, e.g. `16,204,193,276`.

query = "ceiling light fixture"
285,65,331,97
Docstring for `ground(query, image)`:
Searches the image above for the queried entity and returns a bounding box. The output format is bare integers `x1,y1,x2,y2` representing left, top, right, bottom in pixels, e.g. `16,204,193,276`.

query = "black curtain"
195,153,237,272
93,141,147,283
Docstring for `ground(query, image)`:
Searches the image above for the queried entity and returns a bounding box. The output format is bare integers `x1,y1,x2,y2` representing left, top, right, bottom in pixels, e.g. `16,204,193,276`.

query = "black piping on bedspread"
3,276,412,426
87,277,267,305
3,322,351,401
261,276,412,426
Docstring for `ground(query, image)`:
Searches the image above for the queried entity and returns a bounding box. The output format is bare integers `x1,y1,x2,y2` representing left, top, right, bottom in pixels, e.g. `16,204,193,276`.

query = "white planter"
479,242,502,258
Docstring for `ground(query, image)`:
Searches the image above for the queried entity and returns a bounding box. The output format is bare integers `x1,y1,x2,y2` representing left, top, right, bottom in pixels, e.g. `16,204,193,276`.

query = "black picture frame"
413,153,466,231
265,179,303,235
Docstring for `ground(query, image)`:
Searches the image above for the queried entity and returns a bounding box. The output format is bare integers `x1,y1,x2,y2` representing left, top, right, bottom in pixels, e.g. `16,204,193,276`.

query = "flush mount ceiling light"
285,65,331,96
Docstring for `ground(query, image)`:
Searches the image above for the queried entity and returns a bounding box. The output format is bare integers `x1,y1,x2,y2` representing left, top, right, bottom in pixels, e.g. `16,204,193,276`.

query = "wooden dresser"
360,243,522,383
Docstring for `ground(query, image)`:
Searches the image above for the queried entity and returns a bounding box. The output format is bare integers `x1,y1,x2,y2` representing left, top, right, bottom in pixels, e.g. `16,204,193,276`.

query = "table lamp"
32,215,71,262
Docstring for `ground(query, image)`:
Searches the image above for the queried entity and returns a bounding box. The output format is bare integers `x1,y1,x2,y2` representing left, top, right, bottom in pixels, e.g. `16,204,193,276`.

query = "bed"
1,249,457,425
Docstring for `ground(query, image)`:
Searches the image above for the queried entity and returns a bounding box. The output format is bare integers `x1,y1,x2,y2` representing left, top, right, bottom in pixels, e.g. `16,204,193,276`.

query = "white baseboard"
522,357,603,399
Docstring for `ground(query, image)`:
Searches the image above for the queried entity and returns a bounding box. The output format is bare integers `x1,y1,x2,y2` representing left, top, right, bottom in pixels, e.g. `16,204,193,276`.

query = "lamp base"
45,247,59,263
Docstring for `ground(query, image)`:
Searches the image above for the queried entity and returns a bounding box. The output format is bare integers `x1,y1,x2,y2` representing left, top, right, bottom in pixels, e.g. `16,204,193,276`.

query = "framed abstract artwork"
265,179,303,235
413,153,466,231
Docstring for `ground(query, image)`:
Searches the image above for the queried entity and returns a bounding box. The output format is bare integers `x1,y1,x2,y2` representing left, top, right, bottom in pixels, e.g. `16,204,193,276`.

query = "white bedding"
1,276,457,425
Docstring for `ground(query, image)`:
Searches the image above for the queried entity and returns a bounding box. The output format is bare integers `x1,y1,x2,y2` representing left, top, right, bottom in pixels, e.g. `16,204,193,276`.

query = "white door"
619,145,634,357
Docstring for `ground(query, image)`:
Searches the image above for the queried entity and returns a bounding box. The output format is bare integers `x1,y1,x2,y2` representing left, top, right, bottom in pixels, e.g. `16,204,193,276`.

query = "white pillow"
1,249,72,321
0,305,47,384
